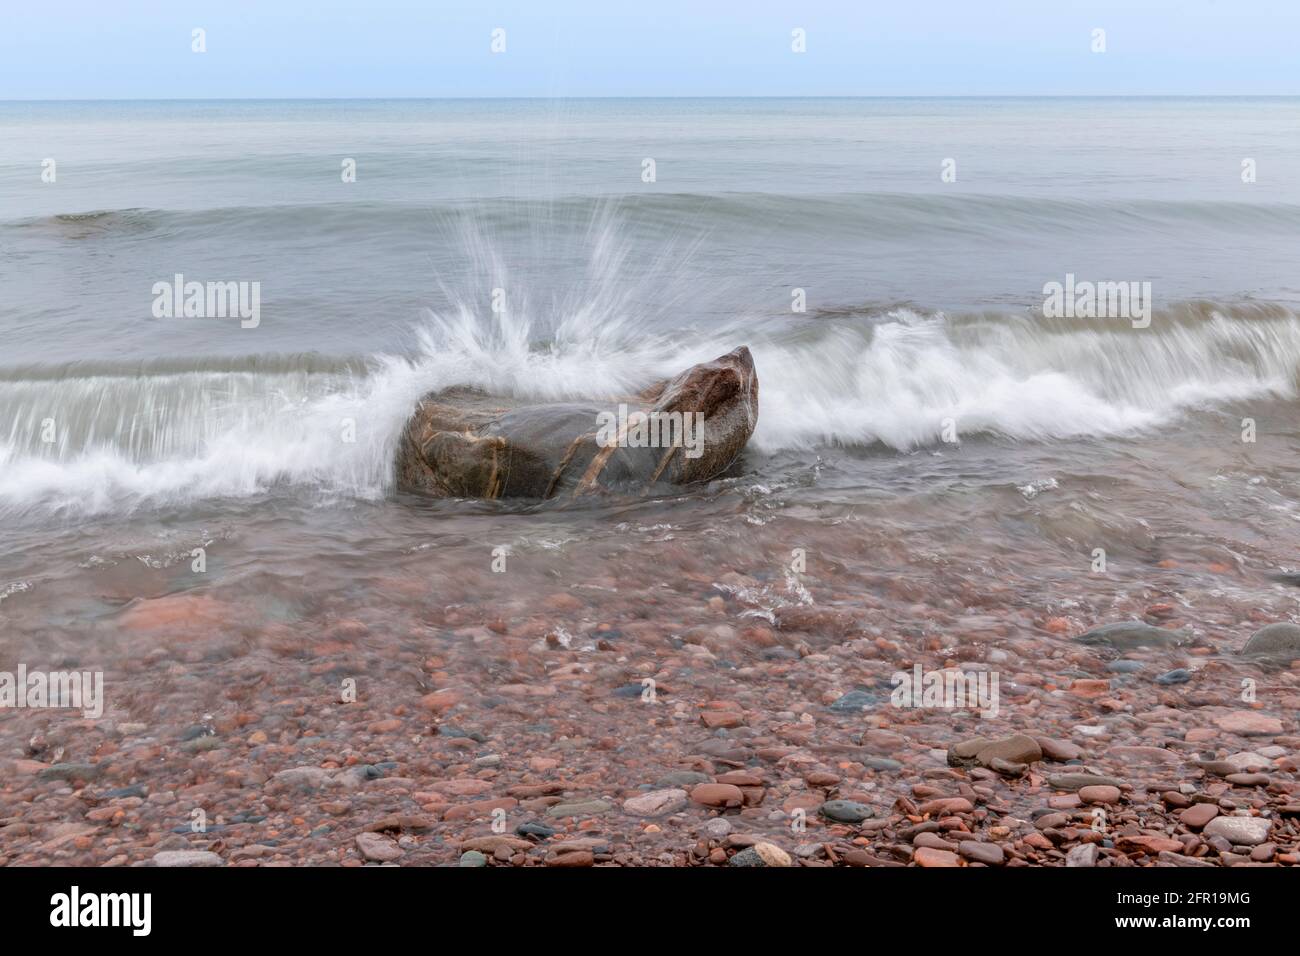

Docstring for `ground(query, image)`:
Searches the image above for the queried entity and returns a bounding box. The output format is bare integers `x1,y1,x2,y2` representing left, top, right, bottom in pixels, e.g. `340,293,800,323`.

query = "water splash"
2,211,1299,518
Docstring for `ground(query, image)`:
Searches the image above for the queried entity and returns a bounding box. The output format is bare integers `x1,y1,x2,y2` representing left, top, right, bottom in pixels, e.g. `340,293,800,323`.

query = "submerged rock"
623,788,688,817
828,690,876,712
819,800,874,823
1047,772,1125,791
1239,622,1300,659
395,346,758,499
1074,621,1190,650
947,734,1042,770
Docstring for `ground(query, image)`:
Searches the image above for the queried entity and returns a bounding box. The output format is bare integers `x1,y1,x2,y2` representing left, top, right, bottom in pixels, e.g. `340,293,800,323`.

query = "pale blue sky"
2,0,1297,99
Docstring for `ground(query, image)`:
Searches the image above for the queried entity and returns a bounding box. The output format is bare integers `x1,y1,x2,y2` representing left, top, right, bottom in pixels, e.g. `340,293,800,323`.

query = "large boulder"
395,346,758,499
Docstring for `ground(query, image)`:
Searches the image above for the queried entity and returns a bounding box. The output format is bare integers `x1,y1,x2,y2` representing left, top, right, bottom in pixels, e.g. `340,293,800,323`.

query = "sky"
1,0,1297,99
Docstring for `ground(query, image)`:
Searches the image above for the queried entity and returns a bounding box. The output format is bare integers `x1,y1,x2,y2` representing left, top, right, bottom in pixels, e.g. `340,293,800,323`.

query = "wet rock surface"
395,347,759,499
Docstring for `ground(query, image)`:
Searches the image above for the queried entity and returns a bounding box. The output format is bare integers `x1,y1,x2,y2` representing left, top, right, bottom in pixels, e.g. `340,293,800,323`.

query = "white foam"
747,308,1299,452
1,302,1297,517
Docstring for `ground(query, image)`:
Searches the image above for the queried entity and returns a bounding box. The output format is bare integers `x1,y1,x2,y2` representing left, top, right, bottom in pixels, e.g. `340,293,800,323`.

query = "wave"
11,192,1300,241
1,296,1298,517
750,301,1300,451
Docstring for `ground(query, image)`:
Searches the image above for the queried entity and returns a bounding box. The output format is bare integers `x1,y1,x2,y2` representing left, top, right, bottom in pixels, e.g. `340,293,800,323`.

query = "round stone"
690,783,744,808
1240,622,1300,658
752,842,793,867
623,788,688,817
958,841,1005,865
819,799,874,824
1079,785,1121,805
1179,804,1219,829
1203,815,1271,846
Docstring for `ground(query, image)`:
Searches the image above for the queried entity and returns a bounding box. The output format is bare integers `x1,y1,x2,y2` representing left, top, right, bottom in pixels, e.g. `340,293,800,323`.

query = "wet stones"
13,509,1300,872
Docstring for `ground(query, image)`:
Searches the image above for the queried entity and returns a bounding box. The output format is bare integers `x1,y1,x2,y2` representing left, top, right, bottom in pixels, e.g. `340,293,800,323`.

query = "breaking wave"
2,297,1297,517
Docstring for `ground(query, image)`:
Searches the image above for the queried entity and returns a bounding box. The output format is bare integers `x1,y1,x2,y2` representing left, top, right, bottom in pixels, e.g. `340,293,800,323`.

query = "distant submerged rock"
1239,622,1300,659
395,346,758,499
1073,620,1190,650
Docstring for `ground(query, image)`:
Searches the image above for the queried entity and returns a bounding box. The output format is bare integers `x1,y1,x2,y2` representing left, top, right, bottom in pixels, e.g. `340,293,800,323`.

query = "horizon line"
3,93,1300,103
